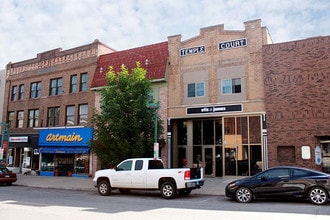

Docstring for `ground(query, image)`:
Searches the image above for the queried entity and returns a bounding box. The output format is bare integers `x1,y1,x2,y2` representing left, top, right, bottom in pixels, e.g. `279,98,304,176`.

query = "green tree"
91,62,163,168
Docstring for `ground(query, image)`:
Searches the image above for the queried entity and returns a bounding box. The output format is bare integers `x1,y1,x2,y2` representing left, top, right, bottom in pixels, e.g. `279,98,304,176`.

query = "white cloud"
0,0,329,68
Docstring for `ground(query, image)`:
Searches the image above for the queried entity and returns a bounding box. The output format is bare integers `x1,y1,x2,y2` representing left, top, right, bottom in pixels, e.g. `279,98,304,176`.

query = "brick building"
3,40,114,176
263,36,330,173
167,19,272,176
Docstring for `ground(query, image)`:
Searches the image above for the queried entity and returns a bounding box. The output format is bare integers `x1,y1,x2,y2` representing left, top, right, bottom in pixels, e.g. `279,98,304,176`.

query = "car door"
130,159,146,189
111,160,133,188
253,168,291,197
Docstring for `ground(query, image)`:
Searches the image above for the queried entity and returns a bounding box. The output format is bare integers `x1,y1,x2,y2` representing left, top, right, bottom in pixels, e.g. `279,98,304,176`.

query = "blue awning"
39,147,90,154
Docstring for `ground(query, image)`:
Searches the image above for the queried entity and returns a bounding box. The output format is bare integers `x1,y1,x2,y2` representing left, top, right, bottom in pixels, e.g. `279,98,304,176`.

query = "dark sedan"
225,166,330,205
0,165,17,186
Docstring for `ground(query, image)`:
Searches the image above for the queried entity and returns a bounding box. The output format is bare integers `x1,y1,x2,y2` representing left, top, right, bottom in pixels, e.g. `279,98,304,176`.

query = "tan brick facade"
263,36,330,171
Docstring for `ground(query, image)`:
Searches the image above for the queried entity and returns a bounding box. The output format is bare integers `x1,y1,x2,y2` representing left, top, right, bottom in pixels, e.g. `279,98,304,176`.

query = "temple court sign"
219,38,247,50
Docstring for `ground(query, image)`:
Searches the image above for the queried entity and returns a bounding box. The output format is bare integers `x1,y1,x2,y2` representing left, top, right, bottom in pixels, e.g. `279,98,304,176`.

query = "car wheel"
308,187,328,205
178,188,192,196
160,181,177,199
235,187,253,203
98,179,111,196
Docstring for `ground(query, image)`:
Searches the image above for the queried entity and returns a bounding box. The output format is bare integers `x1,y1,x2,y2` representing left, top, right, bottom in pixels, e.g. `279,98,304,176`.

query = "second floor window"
70,75,77,93
78,104,88,126
16,110,24,128
8,112,15,129
222,78,242,94
66,105,75,126
28,109,39,128
187,82,205,98
50,78,62,96
11,86,17,101
48,107,60,127
80,73,88,91
19,84,24,100
30,82,42,98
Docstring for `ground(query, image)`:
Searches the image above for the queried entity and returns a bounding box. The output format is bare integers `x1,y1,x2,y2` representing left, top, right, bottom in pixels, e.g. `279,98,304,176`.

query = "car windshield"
0,167,9,173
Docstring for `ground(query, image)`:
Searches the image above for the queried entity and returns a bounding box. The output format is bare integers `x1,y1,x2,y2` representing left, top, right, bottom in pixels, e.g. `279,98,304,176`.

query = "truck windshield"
148,160,164,169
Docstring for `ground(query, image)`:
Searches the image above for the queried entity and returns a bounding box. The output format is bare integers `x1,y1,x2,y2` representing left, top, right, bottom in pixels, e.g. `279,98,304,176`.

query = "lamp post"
147,102,159,159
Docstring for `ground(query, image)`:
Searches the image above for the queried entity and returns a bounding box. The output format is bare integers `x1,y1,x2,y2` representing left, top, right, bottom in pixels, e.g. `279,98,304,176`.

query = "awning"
39,147,90,154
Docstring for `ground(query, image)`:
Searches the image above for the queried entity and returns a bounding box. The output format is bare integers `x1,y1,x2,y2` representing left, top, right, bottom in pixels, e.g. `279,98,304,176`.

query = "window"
19,84,24,100
80,73,88,91
117,160,132,171
50,78,62,96
30,82,42,98
16,111,24,128
48,107,60,127
28,109,39,127
222,78,241,94
135,160,143,170
11,86,17,101
70,75,77,93
78,104,88,126
66,105,75,126
187,82,204,98
8,112,15,128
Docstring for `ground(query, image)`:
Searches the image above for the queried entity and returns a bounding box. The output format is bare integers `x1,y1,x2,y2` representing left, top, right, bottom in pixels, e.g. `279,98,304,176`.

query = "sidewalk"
14,174,238,196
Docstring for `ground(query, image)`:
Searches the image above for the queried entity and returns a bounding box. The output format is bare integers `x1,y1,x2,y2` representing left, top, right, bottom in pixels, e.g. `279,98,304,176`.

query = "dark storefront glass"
177,120,187,145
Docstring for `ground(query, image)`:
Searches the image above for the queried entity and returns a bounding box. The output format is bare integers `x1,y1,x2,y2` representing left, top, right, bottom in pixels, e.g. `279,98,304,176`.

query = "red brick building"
263,36,330,173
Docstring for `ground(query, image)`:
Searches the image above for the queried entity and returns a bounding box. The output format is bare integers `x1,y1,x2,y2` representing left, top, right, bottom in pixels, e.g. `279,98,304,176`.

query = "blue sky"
0,0,329,69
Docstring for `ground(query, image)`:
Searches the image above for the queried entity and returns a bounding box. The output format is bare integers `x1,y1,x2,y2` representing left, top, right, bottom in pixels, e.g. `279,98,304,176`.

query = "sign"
39,128,93,147
315,146,322,165
301,146,311,159
219,38,247,50
153,143,159,159
187,104,242,115
180,45,206,56
9,136,28,142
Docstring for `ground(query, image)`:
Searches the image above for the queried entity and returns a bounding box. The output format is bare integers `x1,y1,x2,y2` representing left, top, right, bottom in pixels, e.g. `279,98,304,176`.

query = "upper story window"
8,112,15,129
80,73,88,92
187,82,205,98
66,105,75,126
19,84,24,100
70,75,77,93
222,78,241,94
48,106,60,127
16,110,24,128
50,78,62,96
30,82,42,98
78,104,88,126
28,109,39,128
11,85,17,101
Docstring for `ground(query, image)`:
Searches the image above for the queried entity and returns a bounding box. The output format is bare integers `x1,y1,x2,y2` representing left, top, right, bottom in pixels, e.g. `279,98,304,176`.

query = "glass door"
204,147,214,176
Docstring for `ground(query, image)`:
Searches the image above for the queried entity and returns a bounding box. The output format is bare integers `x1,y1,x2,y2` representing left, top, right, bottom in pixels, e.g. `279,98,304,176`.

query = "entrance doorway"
204,147,213,175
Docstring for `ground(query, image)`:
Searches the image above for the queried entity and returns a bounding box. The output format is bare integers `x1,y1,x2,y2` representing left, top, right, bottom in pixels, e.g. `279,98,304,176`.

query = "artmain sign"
39,127,93,147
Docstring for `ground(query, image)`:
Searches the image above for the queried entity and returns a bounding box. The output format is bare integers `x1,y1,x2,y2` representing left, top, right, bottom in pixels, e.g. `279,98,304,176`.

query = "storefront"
38,127,93,178
6,135,39,174
172,111,264,177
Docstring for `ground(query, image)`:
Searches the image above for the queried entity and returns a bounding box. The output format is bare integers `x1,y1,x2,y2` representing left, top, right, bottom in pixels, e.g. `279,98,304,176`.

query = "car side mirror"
261,176,267,182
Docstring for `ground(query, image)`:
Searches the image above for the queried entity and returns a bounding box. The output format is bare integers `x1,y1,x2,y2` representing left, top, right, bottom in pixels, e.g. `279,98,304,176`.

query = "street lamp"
147,102,159,159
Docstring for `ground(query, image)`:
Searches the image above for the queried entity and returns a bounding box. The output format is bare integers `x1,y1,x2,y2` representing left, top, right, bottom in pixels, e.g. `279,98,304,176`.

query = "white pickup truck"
93,158,204,199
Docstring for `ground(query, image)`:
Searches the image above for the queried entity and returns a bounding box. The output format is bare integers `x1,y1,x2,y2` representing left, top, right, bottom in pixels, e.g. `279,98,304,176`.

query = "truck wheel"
178,189,192,196
160,181,177,199
98,179,111,196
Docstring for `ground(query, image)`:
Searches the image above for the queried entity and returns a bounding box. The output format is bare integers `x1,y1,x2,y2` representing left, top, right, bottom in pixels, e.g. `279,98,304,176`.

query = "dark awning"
39,147,90,154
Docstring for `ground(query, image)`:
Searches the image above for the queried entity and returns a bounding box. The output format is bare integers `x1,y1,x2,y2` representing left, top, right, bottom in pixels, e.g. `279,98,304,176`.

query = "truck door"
111,160,133,188
131,159,146,188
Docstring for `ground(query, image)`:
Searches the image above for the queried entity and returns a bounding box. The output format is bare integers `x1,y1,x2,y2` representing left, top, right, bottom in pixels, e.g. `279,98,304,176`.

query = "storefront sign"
9,136,28,142
39,128,93,147
186,104,242,115
180,45,206,56
219,38,247,50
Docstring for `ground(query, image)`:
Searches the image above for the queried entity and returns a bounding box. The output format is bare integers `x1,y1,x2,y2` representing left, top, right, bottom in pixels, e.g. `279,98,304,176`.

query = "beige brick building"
167,19,272,176
3,40,114,176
